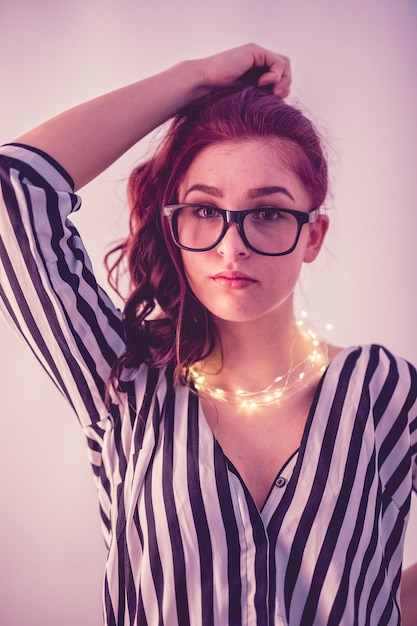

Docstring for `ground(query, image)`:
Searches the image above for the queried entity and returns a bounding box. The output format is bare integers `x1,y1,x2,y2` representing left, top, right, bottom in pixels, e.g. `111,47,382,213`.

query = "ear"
303,214,329,263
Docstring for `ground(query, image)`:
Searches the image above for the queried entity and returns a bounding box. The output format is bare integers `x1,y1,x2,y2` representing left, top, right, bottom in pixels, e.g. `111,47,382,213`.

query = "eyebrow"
183,184,295,201
248,186,295,201
183,184,222,199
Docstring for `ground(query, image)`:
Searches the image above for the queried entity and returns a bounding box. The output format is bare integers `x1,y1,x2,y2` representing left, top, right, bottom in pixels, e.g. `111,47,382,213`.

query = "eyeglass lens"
174,205,302,254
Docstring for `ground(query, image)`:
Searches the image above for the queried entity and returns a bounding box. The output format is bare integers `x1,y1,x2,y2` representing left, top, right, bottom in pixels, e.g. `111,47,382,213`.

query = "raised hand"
198,43,291,96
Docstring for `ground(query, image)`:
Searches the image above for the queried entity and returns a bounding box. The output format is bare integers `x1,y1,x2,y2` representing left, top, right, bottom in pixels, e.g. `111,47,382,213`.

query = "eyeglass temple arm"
308,207,326,223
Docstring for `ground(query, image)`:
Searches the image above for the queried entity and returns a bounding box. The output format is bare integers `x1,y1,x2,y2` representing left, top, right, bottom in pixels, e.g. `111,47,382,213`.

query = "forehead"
179,139,311,205
186,139,291,172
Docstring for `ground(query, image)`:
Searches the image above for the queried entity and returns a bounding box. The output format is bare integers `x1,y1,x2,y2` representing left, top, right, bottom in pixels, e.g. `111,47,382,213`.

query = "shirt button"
275,477,286,488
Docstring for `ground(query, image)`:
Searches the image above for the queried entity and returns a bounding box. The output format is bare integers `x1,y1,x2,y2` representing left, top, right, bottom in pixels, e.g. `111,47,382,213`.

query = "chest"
106,349,404,626
200,391,314,510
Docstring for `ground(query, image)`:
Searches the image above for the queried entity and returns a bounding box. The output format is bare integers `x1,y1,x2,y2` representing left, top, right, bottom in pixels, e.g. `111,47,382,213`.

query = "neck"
189,312,329,408
199,310,310,392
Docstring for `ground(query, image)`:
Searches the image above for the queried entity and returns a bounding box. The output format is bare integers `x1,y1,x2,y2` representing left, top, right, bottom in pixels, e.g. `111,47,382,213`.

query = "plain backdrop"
0,1,416,624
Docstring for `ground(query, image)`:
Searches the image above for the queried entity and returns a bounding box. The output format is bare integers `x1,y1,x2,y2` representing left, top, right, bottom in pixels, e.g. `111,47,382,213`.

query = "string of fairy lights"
189,312,332,409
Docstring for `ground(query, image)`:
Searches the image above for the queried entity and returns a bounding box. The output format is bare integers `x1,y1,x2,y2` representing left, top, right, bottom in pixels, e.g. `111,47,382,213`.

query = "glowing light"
187,313,330,409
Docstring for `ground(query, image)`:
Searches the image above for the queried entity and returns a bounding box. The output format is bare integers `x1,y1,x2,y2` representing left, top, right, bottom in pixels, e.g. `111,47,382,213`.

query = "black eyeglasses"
162,204,321,256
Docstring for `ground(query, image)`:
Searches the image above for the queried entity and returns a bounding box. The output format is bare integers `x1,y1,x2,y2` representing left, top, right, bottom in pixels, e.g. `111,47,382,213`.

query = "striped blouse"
0,143,416,626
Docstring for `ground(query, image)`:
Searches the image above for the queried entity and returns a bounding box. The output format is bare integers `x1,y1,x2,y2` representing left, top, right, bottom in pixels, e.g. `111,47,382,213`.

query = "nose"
216,222,250,258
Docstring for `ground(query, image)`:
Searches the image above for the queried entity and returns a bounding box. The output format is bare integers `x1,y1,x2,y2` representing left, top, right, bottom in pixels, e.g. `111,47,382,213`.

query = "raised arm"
15,44,290,191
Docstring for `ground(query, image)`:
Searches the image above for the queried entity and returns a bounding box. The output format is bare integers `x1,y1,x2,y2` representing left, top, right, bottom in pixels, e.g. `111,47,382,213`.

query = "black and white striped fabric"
1,143,416,626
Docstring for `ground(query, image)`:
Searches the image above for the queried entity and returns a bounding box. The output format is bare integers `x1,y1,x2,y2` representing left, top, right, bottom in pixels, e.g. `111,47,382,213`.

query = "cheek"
274,244,306,276
264,259,302,293
181,252,205,292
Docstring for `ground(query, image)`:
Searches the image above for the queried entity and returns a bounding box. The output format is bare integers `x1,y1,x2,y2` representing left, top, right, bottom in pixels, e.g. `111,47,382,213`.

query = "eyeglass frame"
162,204,322,257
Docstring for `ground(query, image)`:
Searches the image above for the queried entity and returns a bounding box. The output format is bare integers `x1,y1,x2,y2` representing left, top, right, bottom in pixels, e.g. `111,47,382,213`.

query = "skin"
179,139,329,391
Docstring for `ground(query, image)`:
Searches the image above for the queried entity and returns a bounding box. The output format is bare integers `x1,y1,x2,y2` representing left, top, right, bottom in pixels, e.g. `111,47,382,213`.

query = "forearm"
15,60,205,190
401,562,417,626
13,44,290,191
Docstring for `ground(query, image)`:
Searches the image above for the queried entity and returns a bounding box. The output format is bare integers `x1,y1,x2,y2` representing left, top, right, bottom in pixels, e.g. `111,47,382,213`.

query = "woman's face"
177,140,328,328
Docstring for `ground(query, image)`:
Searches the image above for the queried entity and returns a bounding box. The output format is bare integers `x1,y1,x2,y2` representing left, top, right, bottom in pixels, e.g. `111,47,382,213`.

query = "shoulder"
0,143,74,191
329,343,416,405
330,343,415,372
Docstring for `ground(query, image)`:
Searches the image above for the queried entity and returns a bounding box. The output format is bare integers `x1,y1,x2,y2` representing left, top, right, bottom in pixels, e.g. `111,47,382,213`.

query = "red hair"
107,85,328,386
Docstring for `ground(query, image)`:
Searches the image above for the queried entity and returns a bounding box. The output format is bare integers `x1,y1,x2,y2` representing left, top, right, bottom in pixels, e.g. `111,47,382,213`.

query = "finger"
271,54,291,76
249,45,291,78
256,52,291,96
257,54,291,82
274,80,291,97
257,71,291,97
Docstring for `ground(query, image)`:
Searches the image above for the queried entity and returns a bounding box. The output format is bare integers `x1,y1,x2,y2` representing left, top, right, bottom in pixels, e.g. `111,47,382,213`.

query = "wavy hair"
106,84,328,388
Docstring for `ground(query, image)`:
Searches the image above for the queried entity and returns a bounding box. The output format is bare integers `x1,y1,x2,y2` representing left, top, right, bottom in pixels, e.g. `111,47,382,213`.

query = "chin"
206,296,294,327
209,307,270,325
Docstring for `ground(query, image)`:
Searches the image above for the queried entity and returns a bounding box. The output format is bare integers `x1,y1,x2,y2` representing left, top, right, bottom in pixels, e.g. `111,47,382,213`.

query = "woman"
0,44,416,625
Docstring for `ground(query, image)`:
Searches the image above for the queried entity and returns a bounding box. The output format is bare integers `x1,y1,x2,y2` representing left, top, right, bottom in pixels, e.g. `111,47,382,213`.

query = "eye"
194,204,221,219
251,208,286,221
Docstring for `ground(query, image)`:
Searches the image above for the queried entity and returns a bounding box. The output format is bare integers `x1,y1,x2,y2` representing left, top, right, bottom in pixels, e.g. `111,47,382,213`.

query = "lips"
212,270,257,289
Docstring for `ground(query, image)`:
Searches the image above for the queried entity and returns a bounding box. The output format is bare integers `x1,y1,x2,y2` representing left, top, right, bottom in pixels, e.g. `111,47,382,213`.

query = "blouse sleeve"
410,365,417,494
0,143,126,428
402,356,417,494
